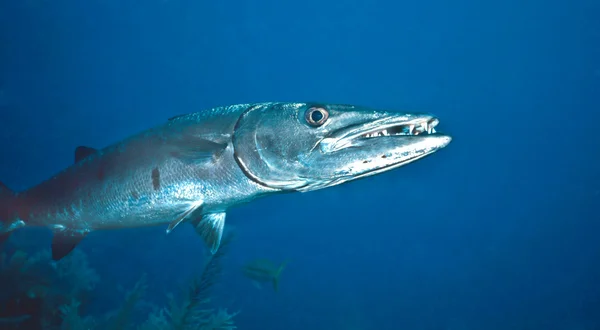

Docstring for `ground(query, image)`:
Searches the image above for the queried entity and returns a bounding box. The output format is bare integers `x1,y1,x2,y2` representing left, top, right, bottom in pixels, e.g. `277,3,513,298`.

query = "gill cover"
232,103,314,190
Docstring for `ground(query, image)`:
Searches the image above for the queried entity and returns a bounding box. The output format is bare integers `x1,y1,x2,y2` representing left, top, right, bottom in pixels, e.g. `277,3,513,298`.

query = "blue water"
1,0,599,329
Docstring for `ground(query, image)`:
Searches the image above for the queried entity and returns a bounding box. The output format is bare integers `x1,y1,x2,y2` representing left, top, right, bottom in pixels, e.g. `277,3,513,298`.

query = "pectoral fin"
169,136,227,165
192,212,226,254
166,201,203,234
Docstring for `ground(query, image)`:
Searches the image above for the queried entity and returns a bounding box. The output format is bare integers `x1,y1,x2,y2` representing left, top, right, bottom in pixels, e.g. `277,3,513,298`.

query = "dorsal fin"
0,181,14,196
168,113,188,121
74,146,98,163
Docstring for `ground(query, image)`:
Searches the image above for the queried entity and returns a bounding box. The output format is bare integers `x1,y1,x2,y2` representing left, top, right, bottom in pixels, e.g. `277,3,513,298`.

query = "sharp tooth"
409,125,415,135
382,129,388,136
427,125,432,134
432,128,436,134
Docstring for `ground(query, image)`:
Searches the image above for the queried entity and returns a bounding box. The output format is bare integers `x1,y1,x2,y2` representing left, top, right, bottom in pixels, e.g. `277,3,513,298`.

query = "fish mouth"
321,114,451,153
299,112,451,192
357,117,441,139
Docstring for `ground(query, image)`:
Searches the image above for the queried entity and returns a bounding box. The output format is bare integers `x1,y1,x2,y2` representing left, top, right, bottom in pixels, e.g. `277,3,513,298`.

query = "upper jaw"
320,113,447,153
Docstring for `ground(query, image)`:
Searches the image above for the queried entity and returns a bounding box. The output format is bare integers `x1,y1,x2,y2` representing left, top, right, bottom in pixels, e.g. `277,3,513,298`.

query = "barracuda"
0,102,452,260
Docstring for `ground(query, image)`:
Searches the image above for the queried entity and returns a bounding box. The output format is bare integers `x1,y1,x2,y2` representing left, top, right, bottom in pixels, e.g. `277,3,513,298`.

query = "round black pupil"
310,110,324,123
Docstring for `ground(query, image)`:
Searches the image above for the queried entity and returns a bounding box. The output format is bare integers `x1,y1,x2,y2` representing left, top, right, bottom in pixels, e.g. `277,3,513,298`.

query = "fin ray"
194,212,226,254
166,201,203,234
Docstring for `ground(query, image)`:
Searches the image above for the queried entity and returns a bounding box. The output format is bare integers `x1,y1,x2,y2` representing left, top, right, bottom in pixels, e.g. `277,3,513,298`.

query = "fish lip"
349,134,452,180
320,113,450,153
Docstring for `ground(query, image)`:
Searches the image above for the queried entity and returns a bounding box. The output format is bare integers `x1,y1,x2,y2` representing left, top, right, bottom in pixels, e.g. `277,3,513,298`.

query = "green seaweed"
58,299,96,330
0,247,100,329
1,232,238,330
178,232,237,330
106,274,148,330
55,249,100,296
136,308,171,330
139,232,239,330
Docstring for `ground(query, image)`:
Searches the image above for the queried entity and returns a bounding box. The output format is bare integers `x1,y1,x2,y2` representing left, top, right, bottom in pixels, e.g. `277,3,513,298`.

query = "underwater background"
0,0,599,329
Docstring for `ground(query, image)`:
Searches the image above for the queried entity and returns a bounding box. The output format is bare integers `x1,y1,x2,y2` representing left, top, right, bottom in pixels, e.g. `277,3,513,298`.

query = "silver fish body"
18,104,269,231
0,102,452,260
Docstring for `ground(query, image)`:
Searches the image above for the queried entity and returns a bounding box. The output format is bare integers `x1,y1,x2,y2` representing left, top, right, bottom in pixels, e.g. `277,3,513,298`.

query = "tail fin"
272,260,288,292
0,181,17,245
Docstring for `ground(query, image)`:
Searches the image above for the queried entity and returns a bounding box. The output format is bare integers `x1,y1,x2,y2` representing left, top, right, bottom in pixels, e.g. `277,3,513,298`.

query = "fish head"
232,102,452,192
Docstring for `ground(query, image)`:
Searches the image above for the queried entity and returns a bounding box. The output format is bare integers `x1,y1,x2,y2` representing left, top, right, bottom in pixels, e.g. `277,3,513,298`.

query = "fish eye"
305,107,329,127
